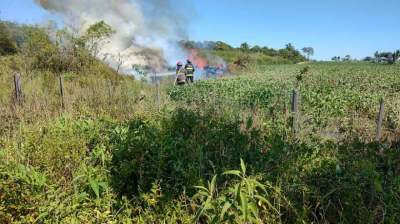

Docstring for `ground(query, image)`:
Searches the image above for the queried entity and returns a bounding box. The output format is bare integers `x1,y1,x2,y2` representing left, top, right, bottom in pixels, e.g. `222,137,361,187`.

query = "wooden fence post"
14,72,22,105
59,75,65,110
291,89,299,134
376,98,384,142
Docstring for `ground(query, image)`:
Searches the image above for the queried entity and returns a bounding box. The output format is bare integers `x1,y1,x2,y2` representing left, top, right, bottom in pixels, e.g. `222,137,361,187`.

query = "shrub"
111,107,267,198
0,22,17,55
0,164,47,223
193,160,288,223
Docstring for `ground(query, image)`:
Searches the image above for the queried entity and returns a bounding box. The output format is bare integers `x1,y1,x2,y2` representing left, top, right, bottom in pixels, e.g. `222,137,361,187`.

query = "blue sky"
0,0,399,60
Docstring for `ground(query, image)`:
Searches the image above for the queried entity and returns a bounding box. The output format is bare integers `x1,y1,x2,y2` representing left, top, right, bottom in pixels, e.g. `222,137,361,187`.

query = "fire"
188,49,208,69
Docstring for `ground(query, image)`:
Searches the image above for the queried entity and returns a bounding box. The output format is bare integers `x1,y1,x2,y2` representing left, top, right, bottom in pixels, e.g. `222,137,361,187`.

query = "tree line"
180,40,309,63
365,51,400,64
331,50,400,64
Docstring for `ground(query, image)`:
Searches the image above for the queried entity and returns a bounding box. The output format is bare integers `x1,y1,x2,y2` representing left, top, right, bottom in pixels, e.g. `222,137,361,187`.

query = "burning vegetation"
35,0,188,73
187,49,228,79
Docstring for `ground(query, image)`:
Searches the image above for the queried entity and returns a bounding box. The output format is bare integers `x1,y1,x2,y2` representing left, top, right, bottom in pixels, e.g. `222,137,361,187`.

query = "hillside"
181,41,307,68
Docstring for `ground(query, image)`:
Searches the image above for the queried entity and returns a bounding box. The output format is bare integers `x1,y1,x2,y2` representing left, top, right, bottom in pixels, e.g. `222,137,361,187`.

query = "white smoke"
35,0,188,73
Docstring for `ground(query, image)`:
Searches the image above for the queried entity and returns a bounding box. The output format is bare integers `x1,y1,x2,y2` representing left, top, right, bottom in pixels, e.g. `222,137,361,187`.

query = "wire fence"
10,72,387,143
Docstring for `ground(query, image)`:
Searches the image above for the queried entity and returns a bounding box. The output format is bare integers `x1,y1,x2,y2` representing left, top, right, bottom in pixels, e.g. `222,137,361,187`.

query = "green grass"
202,49,294,65
1,59,400,223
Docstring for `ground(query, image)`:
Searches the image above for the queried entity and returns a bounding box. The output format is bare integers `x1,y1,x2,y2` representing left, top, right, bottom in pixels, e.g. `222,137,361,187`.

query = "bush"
193,160,287,223
22,28,88,73
0,22,17,55
0,164,46,223
111,107,266,197
214,41,233,51
1,106,400,223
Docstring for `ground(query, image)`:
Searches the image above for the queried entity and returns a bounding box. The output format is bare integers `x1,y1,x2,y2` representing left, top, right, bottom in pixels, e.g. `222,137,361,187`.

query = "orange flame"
188,49,208,69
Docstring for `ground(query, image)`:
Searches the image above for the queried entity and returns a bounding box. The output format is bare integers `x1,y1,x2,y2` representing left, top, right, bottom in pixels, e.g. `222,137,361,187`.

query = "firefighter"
175,61,186,86
176,61,183,73
185,59,195,83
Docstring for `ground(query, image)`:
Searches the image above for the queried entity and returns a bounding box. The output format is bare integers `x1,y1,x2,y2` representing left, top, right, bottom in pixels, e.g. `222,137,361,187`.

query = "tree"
240,42,250,51
374,51,379,59
200,41,217,49
373,51,396,64
261,47,277,56
251,45,262,53
285,43,295,51
214,41,232,51
278,43,306,63
22,28,60,71
395,50,400,63
387,51,400,64
0,22,17,55
343,55,351,61
301,47,314,60
388,52,395,64
363,56,373,62
78,21,115,58
181,40,196,49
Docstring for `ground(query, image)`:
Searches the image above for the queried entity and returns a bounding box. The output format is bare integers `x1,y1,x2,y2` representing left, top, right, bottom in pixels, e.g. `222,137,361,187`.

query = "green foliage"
77,21,115,57
170,63,400,127
85,21,114,41
296,65,310,86
2,107,400,223
206,49,293,67
180,40,197,49
0,164,46,223
194,160,287,223
0,21,115,74
111,107,266,198
22,28,64,72
301,47,314,60
372,50,400,64
240,42,250,51
185,40,306,65
278,43,306,63
233,53,251,68
251,45,262,53
0,22,17,55
213,41,233,51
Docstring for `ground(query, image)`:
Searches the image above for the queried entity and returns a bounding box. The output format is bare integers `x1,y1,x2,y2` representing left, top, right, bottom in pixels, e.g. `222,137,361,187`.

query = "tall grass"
1,51,400,223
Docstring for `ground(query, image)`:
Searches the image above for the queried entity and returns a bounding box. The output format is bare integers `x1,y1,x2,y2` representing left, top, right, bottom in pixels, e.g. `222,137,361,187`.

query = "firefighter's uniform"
175,67,187,86
185,62,195,83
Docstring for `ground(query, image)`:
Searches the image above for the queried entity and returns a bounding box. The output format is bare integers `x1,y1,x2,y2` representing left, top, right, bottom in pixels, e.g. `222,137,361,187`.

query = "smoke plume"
35,0,188,73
